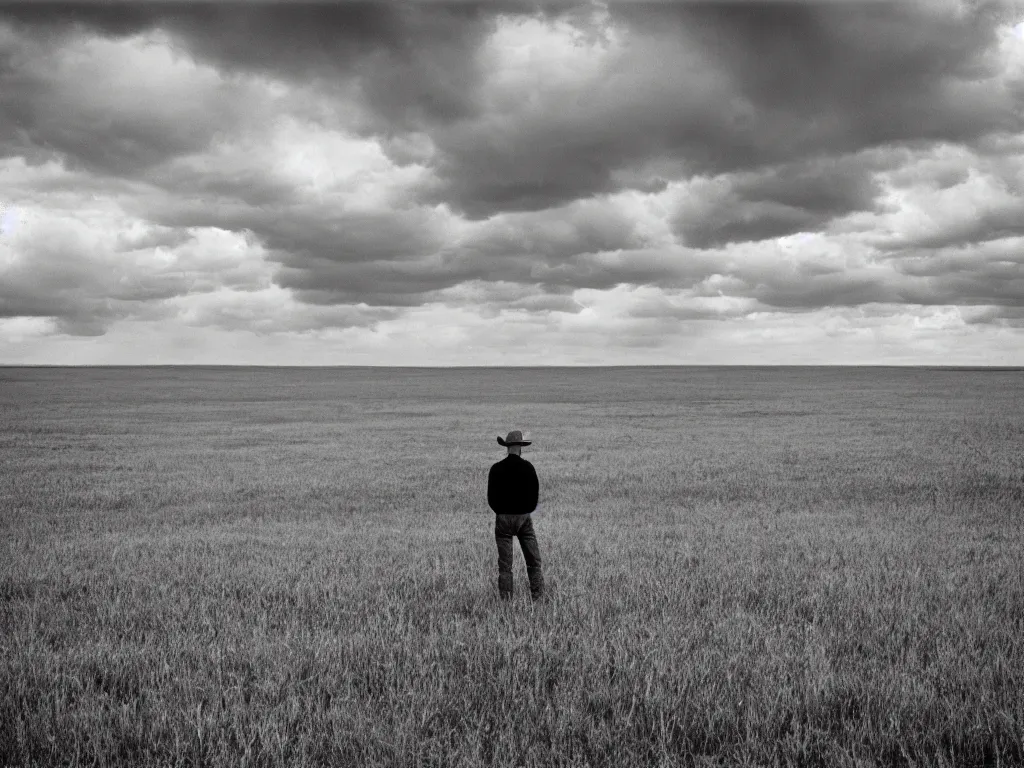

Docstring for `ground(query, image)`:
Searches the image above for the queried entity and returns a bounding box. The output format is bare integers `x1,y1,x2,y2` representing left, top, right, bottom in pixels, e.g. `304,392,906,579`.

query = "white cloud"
0,315,54,343
481,9,625,114
0,202,19,235
866,142,1024,251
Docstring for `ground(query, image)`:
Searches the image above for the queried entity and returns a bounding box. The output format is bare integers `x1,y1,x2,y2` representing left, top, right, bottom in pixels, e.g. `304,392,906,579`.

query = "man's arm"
487,464,499,513
525,462,539,513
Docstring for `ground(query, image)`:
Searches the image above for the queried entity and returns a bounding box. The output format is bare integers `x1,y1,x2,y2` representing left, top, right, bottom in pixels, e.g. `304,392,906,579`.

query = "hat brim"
497,437,532,447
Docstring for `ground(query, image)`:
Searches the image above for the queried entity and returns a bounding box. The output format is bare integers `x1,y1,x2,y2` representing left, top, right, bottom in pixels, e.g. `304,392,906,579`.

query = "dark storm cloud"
674,155,884,248
0,1,560,171
699,236,1024,316
6,1,1013,210
430,0,1017,217
889,239,1024,312
146,165,299,211
133,184,658,306
115,225,194,254
147,198,448,267
0,223,187,335
963,306,1024,327
274,256,465,308
271,233,690,308
617,1,1007,121
459,200,647,265
0,2,468,87
744,273,902,312
0,18,257,178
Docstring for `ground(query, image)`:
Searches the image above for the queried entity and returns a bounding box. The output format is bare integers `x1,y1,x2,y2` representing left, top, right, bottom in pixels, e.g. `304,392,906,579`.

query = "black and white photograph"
1,0,1022,764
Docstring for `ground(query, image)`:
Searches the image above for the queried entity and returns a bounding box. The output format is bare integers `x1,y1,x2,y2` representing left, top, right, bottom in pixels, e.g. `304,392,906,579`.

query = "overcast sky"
1,0,1022,365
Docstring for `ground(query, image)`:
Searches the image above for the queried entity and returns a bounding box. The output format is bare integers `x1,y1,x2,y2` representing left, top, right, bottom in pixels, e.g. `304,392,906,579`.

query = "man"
488,430,544,602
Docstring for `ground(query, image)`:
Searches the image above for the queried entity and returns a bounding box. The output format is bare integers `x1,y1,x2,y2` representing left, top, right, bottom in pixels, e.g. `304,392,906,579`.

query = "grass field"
1,366,1023,767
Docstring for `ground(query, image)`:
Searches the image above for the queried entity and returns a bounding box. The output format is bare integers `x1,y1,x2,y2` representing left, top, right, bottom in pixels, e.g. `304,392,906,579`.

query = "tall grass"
1,366,1022,766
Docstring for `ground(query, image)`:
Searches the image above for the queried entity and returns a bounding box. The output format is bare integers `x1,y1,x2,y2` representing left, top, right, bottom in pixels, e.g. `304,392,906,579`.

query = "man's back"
487,454,539,515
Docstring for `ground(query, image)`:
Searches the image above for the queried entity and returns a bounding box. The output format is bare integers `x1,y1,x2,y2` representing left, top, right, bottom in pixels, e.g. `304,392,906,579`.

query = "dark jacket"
487,454,539,515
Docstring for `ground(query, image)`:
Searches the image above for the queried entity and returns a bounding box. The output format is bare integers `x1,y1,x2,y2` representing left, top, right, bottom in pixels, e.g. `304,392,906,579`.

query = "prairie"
1,366,1022,767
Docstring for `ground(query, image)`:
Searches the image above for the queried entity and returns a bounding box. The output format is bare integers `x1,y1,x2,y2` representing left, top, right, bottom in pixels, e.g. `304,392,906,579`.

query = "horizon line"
2,363,1021,370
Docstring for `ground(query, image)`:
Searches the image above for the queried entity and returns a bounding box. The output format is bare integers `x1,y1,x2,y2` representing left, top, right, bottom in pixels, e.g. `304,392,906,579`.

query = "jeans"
494,513,543,600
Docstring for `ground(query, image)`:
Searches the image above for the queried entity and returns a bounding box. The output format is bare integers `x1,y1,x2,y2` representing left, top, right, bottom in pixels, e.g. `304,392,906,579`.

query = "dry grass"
1,366,1022,767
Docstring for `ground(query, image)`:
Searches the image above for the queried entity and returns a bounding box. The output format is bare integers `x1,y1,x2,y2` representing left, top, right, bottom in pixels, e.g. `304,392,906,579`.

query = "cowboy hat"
497,429,532,447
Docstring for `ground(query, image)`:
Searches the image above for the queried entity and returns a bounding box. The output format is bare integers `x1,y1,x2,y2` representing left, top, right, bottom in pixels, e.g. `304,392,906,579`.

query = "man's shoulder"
490,455,534,470
514,455,537,473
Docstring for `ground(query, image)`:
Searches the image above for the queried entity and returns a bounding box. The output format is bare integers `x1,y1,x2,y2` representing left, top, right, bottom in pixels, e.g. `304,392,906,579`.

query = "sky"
1,0,1022,366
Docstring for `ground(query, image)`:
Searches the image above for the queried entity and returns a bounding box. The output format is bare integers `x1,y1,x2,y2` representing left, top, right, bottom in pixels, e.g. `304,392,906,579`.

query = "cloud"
871,145,1024,252
0,24,262,177
0,211,185,335
889,236,1024,314
669,227,1024,320
0,193,271,335
0,2,538,141
426,0,1017,217
0,202,19,235
0,1,1021,362
672,154,885,248
134,163,671,307
169,285,400,334
115,222,194,254
9,2,1013,212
